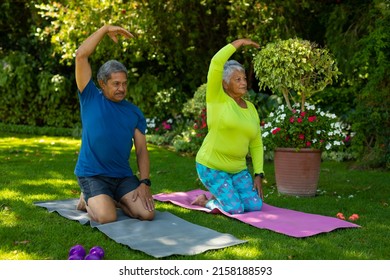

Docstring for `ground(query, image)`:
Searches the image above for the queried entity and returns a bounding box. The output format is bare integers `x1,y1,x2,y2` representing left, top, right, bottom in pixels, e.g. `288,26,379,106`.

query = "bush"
0,123,77,137
0,51,79,128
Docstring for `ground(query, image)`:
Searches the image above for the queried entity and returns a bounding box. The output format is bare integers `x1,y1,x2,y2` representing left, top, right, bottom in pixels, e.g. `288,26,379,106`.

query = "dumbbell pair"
68,244,105,260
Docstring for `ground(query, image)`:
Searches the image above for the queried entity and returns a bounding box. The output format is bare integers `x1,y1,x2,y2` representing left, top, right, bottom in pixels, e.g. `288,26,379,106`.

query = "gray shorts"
77,175,140,203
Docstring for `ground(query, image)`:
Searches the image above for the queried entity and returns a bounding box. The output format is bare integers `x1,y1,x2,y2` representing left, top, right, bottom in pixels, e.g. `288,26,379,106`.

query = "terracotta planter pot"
274,148,322,197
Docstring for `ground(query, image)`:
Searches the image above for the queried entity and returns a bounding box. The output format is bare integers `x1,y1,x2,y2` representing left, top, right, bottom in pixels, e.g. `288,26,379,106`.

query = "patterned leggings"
196,162,263,214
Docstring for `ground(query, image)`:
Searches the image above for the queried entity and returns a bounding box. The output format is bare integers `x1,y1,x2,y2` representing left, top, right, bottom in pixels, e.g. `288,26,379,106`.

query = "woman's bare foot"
191,194,209,207
76,192,87,211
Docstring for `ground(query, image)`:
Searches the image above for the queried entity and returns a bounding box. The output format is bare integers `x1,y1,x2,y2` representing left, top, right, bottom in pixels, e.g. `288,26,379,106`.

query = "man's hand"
106,25,134,43
132,183,154,211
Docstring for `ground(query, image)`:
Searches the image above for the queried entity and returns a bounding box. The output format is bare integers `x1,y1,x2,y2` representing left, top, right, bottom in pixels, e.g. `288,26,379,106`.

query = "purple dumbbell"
88,246,104,259
84,253,101,260
68,244,86,260
68,254,84,260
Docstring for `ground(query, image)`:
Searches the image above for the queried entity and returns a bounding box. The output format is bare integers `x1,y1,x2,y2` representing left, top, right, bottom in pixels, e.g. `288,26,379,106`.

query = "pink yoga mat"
153,189,360,238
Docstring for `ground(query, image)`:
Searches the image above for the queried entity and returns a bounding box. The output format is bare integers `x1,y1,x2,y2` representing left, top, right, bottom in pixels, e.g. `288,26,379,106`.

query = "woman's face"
223,70,247,98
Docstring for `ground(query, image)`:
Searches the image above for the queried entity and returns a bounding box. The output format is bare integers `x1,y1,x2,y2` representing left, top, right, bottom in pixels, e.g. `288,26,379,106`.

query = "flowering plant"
261,102,346,151
146,118,173,135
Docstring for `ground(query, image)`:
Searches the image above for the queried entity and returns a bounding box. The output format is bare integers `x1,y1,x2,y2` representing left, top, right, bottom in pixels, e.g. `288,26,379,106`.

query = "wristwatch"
139,178,151,187
254,173,265,179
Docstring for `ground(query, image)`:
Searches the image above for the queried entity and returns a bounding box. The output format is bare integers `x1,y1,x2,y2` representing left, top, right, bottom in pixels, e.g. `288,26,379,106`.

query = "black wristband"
139,178,151,187
254,173,265,179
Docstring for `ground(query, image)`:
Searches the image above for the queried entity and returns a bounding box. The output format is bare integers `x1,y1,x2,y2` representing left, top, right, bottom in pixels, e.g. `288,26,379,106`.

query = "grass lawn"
0,132,389,260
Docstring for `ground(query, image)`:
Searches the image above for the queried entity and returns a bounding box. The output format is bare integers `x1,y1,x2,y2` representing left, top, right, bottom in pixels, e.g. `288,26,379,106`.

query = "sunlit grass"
0,131,389,260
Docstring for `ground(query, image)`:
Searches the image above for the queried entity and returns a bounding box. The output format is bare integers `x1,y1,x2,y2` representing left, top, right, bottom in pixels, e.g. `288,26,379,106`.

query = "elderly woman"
192,39,265,214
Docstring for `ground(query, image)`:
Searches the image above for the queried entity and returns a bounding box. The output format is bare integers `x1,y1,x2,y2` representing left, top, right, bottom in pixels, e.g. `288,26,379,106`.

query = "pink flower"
300,111,306,117
348,214,359,221
299,134,305,140
336,212,345,220
308,116,316,122
162,123,171,130
306,141,311,147
289,117,295,123
297,117,303,123
344,135,351,142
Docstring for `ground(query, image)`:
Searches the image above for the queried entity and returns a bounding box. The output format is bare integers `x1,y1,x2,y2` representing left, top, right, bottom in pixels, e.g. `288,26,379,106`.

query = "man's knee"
120,201,155,221
90,211,117,224
139,210,155,221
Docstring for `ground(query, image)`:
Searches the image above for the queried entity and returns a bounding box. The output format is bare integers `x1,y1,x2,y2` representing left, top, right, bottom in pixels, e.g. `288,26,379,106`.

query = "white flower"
326,113,337,119
305,102,315,110
261,102,348,151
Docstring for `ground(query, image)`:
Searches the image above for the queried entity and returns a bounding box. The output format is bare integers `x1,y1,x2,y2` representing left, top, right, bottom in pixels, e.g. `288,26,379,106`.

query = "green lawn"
0,132,389,260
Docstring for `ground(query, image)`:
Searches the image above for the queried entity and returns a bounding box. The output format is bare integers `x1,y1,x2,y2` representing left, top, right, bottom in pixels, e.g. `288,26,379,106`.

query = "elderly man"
74,25,155,224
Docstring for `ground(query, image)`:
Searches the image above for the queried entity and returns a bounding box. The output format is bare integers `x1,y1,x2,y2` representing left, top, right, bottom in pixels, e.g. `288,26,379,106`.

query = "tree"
322,0,390,168
253,38,340,111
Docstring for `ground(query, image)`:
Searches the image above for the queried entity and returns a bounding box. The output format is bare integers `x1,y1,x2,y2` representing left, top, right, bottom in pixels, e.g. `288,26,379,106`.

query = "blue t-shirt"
74,79,146,177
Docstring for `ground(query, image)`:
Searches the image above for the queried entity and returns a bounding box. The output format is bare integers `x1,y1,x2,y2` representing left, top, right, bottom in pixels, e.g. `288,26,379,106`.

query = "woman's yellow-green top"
196,43,264,174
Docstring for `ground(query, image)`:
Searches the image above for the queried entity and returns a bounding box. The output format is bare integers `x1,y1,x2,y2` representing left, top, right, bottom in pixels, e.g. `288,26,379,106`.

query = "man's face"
99,72,127,102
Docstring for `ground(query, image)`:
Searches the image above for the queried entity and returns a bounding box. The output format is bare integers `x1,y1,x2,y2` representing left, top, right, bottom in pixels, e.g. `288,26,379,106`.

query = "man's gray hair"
97,60,128,84
223,60,245,83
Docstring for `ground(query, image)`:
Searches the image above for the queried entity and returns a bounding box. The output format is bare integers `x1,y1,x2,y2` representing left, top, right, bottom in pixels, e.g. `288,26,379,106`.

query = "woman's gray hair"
97,60,128,84
223,60,245,83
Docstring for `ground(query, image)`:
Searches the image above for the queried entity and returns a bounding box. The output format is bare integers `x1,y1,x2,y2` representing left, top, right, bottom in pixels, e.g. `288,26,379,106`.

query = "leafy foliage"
1,0,389,168
33,0,230,120
253,38,341,111
322,0,390,169
0,51,78,128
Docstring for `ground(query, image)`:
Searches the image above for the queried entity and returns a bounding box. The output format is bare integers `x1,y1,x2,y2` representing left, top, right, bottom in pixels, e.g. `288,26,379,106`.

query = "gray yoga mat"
34,199,246,258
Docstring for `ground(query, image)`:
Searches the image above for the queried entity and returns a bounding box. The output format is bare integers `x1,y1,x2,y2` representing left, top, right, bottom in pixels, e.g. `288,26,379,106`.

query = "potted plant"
253,38,344,196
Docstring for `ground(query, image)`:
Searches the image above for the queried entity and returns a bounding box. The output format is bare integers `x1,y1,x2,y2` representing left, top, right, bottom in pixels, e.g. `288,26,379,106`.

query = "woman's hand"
253,176,264,200
231,38,260,49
